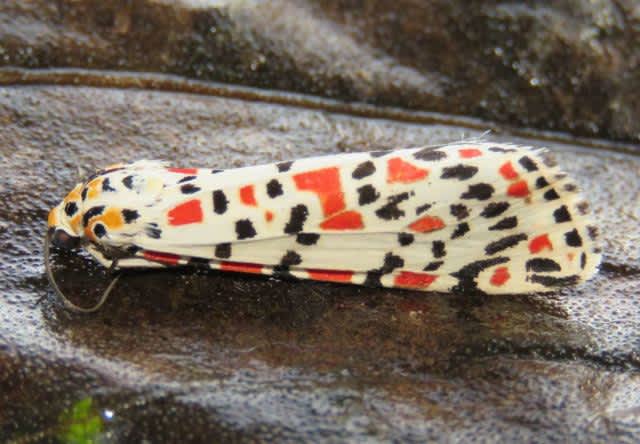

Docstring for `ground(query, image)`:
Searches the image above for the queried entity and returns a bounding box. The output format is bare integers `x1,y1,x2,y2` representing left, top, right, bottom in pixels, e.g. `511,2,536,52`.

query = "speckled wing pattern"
67,143,601,294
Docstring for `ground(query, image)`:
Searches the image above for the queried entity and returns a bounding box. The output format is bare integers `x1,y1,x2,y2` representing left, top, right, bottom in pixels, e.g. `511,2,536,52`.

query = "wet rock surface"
0,0,639,442
0,0,639,143
0,86,638,442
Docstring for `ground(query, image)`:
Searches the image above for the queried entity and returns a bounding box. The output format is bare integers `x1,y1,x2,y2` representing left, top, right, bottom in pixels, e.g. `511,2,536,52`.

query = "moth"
46,142,600,311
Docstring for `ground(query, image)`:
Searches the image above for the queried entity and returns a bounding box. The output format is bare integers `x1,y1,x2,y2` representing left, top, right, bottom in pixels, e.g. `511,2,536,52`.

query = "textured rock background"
0,1,638,443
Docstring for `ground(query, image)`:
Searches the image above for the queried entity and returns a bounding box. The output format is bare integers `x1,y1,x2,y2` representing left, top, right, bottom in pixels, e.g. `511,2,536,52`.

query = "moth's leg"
85,244,115,268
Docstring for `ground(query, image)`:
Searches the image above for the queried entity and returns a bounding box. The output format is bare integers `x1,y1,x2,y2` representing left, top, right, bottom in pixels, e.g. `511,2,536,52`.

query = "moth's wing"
125,143,600,294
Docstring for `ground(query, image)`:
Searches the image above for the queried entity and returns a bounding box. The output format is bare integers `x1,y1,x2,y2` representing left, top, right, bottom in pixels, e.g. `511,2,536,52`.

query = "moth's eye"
93,223,107,238
51,229,81,249
64,201,78,217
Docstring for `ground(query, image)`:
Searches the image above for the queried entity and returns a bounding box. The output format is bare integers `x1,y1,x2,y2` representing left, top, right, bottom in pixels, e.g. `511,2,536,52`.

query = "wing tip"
526,148,602,284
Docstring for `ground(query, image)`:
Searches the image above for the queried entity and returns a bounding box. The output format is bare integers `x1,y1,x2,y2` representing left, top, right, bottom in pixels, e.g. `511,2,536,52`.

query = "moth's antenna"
478,129,493,139
44,233,120,313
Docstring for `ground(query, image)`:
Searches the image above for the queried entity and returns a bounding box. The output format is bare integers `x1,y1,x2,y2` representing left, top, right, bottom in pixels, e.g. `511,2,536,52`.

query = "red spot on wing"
320,211,364,230
507,180,530,197
387,157,428,184
168,199,203,226
408,216,445,233
459,148,482,158
239,185,257,206
143,250,180,266
220,261,263,274
293,167,345,216
394,271,437,289
307,269,354,283
168,168,198,174
499,161,518,180
265,210,274,222
490,267,510,286
529,234,553,253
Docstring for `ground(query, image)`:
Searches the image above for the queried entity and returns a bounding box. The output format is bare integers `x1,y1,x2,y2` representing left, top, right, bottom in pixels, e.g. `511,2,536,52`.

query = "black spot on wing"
415,203,432,215
82,206,105,227
375,192,409,220
296,232,320,245
382,253,404,273
370,150,391,158
451,256,510,293
122,209,139,223
180,184,201,194
565,229,583,247
489,216,518,231
212,190,228,214
80,187,88,201
441,164,478,180
102,177,116,192
450,204,469,220
284,204,309,234
122,175,134,190
451,222,470,239
480,202,510,218
485,233,528,255
64,202,78,217
423,261,444,271
178,175,197,183
553,205,571,223
211,169,223,174
530,274,580,287
215,243,231,259
536,177,550,188
357,184,380,206
461,183,494,200
518,156,538,172
432,240,446,258
277,161,293,172
414,148,446,161
544,189,560,201
526,258,561,272
580,253,587,269
587,225,598,241
364,252,405,287
352,161,376,179
266,179,284,198
235,219,257,240
398,232,414,246
281,251,302,266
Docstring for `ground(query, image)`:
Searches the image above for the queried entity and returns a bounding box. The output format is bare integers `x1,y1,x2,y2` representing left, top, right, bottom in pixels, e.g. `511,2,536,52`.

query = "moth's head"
48,183,84,250
47,163,139,250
